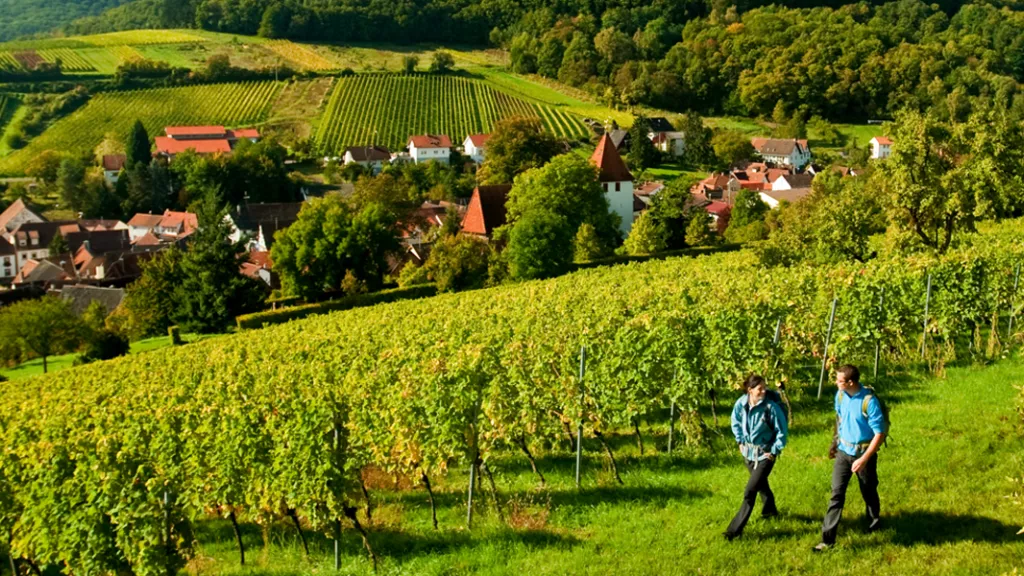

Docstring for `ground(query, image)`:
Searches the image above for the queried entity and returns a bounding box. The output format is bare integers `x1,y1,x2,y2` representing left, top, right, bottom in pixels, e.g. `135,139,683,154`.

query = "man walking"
813,364,887,551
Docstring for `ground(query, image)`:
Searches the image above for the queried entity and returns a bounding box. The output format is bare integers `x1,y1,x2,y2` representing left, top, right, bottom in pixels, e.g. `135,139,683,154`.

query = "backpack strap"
861,394,872,419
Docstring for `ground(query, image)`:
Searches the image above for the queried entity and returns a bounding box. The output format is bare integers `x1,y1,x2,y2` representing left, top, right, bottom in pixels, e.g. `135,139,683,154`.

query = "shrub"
168,325,182,346
77,329,130,364
236,284,438,330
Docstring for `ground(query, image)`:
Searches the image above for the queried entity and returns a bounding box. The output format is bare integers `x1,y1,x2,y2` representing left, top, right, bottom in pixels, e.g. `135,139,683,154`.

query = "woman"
724,374,789,540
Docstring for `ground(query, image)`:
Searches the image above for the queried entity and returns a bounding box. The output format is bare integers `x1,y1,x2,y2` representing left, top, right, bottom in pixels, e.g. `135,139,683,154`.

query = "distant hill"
0,0,136,41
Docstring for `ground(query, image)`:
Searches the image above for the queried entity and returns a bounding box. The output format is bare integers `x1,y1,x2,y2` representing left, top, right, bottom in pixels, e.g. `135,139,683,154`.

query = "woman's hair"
743,374,766,390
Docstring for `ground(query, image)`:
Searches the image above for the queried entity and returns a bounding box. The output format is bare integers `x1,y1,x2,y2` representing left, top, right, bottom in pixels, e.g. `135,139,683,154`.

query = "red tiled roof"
635,181,665,196
0,198,43,232
159,210,198,234
873,136,892,145
461,185,511,237
705,201,730,216
132,231,162,246
165,125,226,137
466,134,490,147
409,134,452,149
590,134,633,183
228,128,260,139
128,214,163,228
155,137,232,155
102,154,127,171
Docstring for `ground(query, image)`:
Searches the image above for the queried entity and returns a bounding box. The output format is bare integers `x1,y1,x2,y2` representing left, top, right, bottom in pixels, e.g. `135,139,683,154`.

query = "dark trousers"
821,450,880,544
725,458,778,536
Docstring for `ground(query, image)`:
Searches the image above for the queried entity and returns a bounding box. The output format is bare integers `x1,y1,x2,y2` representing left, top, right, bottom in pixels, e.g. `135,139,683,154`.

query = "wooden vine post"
920,273,932,359
333,425,341,571
574,345,586,488
1007,264,1021,343
466,451,477,529
873,289,885,382
817,298,838,399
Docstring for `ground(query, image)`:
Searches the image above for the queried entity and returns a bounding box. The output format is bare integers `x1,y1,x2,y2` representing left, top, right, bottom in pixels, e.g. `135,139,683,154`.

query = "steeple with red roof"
590,133,635,237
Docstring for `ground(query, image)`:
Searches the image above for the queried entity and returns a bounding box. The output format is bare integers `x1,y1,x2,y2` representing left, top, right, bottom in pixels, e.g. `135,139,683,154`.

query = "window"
615,183,621,192
604,183,609,192
30,238,37,246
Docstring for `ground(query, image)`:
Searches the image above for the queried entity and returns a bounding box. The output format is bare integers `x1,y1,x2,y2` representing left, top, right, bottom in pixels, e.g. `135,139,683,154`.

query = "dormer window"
30,238,38,246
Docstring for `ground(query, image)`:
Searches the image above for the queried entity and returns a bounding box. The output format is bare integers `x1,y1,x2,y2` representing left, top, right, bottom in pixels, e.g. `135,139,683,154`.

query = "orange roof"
590,134,633,183
132,231,162,246
128,214,163,228
461,185,511,237
466,134,490,147
155,137,232,155
228,128,260,139
159,210,198,234
165,125,226,137
873,136,892,145
408,134,452,149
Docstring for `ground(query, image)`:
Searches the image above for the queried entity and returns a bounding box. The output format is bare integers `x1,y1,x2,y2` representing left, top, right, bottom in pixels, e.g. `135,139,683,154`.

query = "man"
813,364,886,552
724,374,788,540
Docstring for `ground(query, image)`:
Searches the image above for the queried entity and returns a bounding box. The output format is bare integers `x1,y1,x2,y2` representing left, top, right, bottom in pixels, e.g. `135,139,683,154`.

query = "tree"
25,150,63,185
809,116,840,146
623,210,667,255
258,3,291,38
504,210,574,280
477,116,561,185
402,55,419,74
424,234,490,292
429,51,455,74
0,296,84,373
126,119,151,168
725,189,769,243
685,208,716,247
117,248,183,340
558,32,598,86
647,178,698,249
712,130,755,166
56,156,86,212
573,222,606,262
627,116,660,171
679,113,715,169
173,195,265,333
876,107,1024,253
48,231,69,258
537,38,564,78
594,28,634,66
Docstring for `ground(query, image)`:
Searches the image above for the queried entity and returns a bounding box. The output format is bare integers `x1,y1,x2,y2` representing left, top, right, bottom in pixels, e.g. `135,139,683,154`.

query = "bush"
398,262,430,288
236,284,438,330
77,329,130,364
168,325,182,346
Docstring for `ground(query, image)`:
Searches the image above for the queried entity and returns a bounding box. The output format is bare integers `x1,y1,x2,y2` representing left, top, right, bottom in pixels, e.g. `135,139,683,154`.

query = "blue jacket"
835,387,886,457
731,394,788,462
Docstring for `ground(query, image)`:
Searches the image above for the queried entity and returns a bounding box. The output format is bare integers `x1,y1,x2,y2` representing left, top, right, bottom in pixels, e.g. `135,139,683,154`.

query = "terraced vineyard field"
265,40,337,71
315,74,589,153
0,81,283,175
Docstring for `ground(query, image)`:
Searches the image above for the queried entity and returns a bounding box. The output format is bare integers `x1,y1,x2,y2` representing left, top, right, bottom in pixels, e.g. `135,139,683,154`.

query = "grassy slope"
0,332,221,380
184,358,1024,576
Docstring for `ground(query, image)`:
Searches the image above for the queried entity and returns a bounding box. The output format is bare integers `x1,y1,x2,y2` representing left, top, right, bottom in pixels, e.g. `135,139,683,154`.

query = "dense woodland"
0,0,133,41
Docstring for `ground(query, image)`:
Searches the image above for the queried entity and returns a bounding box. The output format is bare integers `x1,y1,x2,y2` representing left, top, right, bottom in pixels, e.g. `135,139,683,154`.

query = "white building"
102,155,127,185
759,187,813,209
751,138,812,169
650,131,685,157
463,134,491,164
408,134,452,164
343,146,391,174
870,136,892,159
591,133,634,237
771,173,814,191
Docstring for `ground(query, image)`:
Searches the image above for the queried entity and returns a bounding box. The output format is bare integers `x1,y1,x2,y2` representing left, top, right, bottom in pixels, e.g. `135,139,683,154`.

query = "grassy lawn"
183,358,1024,575
0,332,221,380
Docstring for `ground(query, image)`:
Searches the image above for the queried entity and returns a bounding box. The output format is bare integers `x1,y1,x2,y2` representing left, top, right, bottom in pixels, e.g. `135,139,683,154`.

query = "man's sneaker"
812,542,833,552
867,518,883,533
723,531,739,542
761,511,780,519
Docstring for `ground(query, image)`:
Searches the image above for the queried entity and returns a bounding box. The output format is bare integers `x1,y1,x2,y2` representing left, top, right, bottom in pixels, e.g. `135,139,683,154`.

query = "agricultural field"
315,73,589,154
0,81,283,175
264,39,338,71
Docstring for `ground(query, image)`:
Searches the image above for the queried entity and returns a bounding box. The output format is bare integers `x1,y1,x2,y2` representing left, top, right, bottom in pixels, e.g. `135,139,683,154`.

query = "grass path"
185,358,1024,575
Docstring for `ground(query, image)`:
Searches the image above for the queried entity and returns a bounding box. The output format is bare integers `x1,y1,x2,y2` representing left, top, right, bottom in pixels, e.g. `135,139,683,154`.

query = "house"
650,131,685,157
60,285,125,317
461,185,512,239
76,250,154,283
6,221,72,270
12,259,72,287
463,134,490,164
647,117,676,133
79,219,128,232
870,137,892,159
693,173,738,201
154,126,260,159
0,198,45,233
225,203,303,251
0,237,15,280
750,138,812,169
127,210,198,242
240,250,277,288
407,135,452,164
771,173,815,191
343,146,391,174
606,129,630,151
759,187,813,209
591,133,634,237
102,154,127,185
832,166,859,177
633,181,665,211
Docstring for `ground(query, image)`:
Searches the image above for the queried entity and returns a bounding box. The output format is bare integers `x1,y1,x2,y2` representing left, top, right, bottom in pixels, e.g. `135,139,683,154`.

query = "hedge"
236,284,438,329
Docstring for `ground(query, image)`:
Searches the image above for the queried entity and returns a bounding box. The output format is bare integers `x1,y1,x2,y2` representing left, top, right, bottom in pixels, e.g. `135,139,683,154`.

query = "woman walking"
724,374,789,540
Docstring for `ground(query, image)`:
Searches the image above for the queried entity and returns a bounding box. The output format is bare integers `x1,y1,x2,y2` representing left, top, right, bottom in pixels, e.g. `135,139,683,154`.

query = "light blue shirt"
731,394,788,462
834,387,886,456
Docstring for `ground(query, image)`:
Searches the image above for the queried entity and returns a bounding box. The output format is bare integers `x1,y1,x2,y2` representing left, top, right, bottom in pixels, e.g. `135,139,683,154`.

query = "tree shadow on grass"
388,483,711,510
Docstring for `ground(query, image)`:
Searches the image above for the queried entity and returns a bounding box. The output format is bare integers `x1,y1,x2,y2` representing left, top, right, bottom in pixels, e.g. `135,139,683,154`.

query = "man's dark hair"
743,374,766,390
837,364,860,383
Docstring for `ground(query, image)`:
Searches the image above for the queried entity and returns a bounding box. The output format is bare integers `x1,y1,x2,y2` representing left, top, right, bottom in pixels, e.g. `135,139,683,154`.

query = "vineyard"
265,40,338,71
0,81,283,175
2,218,1023,574
315,74,589,154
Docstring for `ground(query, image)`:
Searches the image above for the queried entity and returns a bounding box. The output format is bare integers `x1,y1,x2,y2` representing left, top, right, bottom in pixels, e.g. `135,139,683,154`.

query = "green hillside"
316,74,589,154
